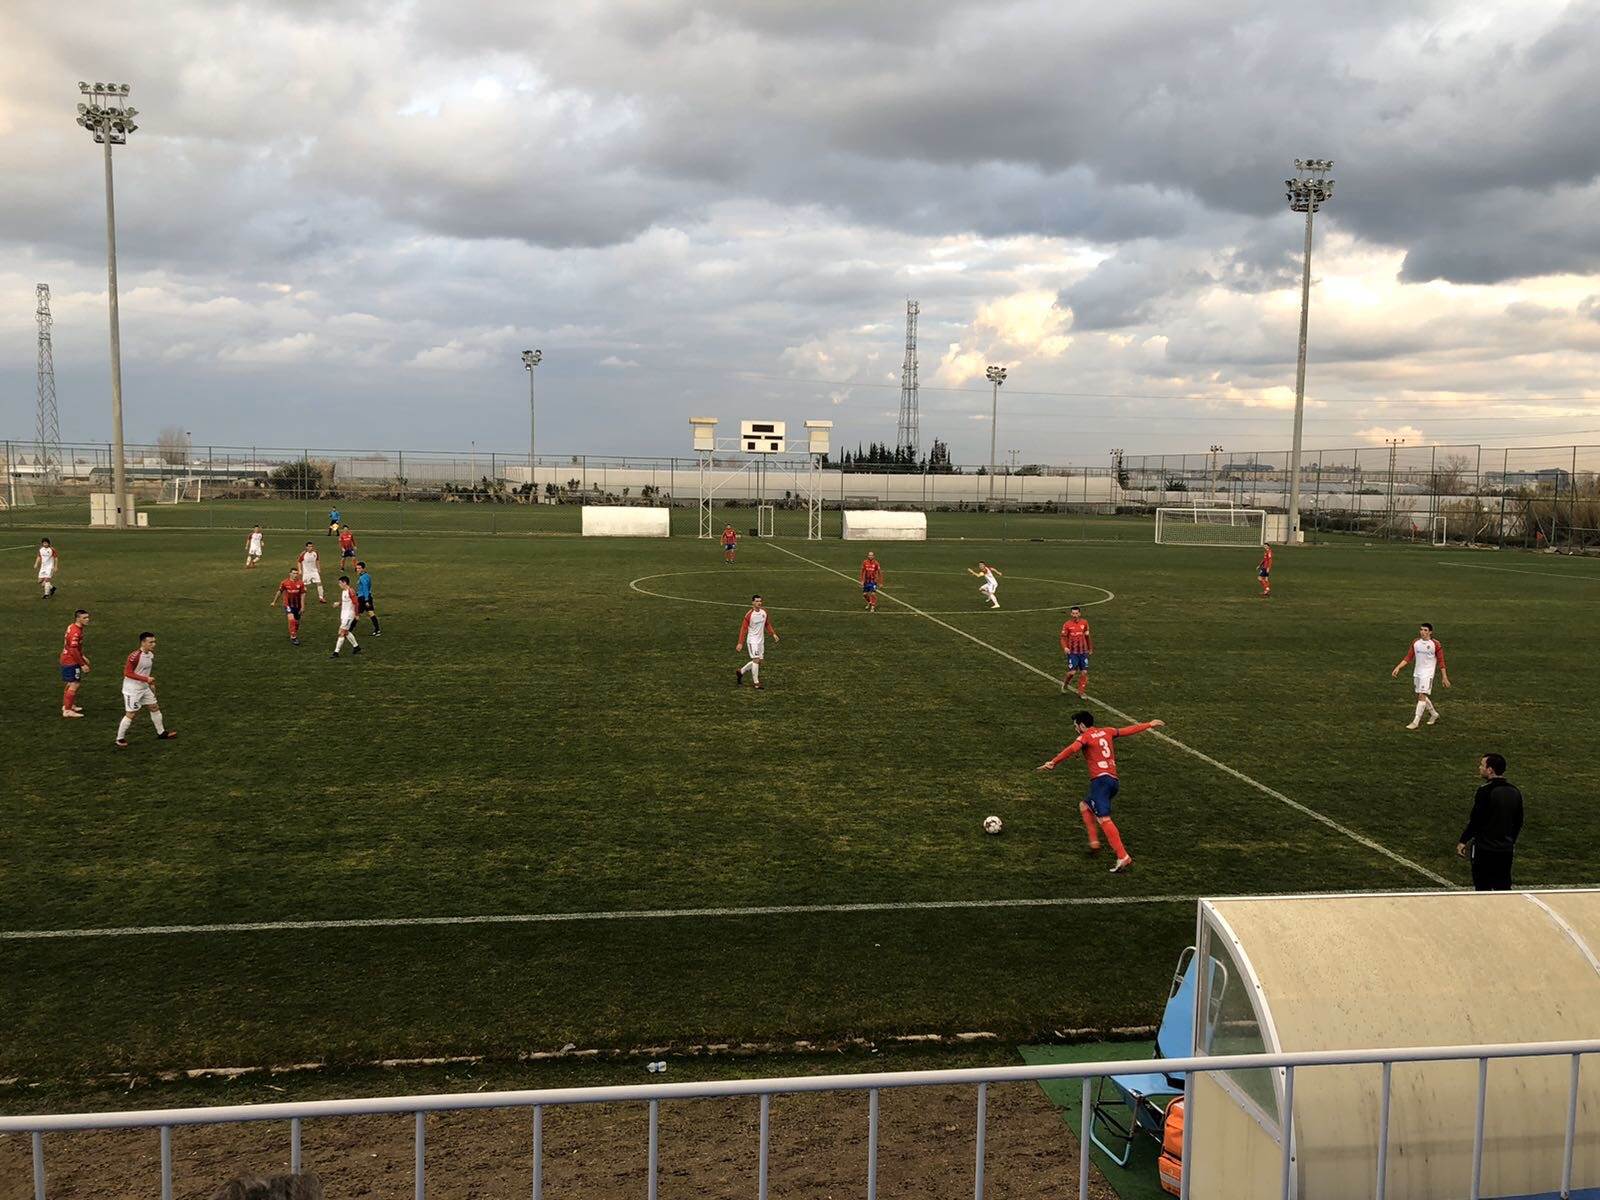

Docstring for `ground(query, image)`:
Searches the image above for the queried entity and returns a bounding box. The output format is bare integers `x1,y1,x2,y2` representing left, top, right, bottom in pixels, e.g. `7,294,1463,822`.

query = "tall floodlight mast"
896,299,919,458
36,285,62,483
1284,157,1334,545
76,81,140,528
985,365,1007,500
522,348,542,487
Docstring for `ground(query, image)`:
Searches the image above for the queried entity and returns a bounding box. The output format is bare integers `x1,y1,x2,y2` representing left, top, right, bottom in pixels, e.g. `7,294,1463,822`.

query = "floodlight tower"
76,81,139,528
896,300,919,458
36,285,62,483
985,365,1007,499
690,416,718,538
803,420,833,540
1285,157,1335,545
521,348,542,488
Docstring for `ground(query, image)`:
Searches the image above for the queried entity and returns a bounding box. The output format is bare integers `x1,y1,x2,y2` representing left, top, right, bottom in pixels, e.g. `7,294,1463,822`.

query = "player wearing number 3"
1038,710,1164,874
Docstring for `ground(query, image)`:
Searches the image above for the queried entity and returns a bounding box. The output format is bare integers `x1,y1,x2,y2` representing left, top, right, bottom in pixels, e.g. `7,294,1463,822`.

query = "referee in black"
1457,753,1524,891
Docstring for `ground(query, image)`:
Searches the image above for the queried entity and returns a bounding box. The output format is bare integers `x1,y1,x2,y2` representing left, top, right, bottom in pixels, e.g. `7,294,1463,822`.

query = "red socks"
1100,818,1129,859
63,685,78,709
1078,674,1088,697
289,617,299,637
1079,804,1101,848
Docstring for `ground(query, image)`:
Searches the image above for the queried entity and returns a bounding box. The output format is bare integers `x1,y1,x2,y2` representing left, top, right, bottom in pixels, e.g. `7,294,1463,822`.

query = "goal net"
160,478,203,504
1155,506,1267,547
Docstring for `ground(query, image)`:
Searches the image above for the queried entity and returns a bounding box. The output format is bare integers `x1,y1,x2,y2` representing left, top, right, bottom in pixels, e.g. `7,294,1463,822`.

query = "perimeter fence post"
974,1083,987,1200
1500,449,1510,548
31,1131,43,1200
532,1105,544,1200
758,1094,771,1200
291,1116,302,1173
415,1111,426,1200
867,1088,880,1200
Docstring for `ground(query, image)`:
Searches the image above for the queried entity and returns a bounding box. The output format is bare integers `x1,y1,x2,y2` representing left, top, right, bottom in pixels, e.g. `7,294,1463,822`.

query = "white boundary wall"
581,506,670,537
843,510,928,540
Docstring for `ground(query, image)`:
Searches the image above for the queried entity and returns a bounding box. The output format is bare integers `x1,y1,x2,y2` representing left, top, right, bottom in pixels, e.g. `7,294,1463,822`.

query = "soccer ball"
982,815,1003,835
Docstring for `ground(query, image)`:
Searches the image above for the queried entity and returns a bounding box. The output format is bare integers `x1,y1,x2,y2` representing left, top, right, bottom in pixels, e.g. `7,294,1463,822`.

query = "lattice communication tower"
36,284,62,482
896,299,919,458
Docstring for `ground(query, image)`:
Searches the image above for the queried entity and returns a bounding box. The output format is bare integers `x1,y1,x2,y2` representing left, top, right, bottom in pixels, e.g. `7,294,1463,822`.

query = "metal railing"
4,1038,1597,1200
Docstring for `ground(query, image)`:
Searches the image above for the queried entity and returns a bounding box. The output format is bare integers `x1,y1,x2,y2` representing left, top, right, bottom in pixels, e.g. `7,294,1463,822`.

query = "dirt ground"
1,1082,1117,1199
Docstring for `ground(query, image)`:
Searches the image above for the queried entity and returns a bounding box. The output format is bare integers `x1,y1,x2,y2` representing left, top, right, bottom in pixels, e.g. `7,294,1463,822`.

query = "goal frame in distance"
161,478,203,504
757,504,775,538
1432,516,1447,547
1154,505,1268,547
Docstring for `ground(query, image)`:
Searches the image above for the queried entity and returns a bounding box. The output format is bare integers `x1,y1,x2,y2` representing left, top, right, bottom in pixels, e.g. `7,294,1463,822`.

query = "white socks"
117,716,132,740
1414,700,1428,722
740,660,760,684
151,710,165,735
334,632,359,654
1424,698,1439,717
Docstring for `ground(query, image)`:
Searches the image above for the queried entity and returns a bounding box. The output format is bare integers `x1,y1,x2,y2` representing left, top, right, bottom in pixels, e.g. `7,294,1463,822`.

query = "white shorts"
248,542,263,556
1413,671,1434,696
302,569,321,584
122,682,157,712
746,636,765,660
38,567,55,581
980,581,997,595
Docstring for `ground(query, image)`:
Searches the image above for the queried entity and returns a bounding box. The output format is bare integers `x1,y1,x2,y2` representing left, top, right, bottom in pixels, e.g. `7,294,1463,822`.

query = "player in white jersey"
330,575,363,658
1391,622,1451,729
297,541,327,603
966,561,1003,609
734,595,779,689
116,632,178,748
244,525,264,569
33,537,59,598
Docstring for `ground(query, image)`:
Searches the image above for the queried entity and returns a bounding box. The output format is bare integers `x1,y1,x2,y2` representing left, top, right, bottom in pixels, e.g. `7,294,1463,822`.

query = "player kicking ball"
860,551,884,613
1391,622,1450,729
330,575,363,658
968,562,1002,609
1037,709,1164,873
116,632,177,748
1060,605,1093,697
245,525,264,569
722,524,738,564
271,567,308,645
734,594,778,689
33,537,59,599
1258,544,1273,597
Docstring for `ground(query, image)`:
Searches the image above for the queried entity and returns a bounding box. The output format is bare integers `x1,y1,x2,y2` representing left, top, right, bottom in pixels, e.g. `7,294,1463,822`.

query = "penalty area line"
763,541,1452,888
0,895,1198,942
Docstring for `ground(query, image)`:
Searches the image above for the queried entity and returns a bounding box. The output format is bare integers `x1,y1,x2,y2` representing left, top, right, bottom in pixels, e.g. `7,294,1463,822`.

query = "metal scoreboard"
740,421,786,454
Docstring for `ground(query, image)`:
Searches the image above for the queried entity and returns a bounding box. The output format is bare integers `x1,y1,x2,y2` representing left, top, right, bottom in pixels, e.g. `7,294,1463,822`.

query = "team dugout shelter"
1187,889,1600,1199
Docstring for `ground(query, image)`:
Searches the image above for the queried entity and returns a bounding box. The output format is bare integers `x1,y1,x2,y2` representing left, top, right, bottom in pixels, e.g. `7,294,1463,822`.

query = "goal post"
1432,516,1448,547
1155,506,1267,547
160,478,202,504
757,504,775,538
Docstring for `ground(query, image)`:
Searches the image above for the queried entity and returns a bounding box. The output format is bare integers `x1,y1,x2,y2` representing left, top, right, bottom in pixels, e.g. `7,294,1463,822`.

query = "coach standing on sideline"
1457,753,1524,891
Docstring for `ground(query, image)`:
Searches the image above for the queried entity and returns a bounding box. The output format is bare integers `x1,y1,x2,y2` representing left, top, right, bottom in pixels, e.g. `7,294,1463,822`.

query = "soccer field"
4,518,1599,1083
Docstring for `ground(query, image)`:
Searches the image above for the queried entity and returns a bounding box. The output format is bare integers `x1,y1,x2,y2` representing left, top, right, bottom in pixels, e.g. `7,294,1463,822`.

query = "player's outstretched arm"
1038,738,1085,770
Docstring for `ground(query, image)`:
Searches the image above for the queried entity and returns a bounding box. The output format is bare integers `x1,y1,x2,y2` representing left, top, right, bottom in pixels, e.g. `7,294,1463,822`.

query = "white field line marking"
1436,561,1600,582
0,543,41,552
1,895,1199,941
765,541,1452,887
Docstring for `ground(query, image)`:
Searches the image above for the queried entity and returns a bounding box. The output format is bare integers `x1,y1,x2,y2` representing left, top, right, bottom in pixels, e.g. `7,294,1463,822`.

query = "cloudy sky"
4,0,1600,464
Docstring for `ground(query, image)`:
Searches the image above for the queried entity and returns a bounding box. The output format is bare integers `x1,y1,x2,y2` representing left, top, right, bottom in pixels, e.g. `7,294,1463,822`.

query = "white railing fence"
4,1038,1598,1200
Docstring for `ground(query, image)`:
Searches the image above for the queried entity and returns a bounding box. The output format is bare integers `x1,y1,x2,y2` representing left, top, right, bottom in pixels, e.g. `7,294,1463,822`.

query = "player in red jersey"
1059,605,1093,697
1258,544,1273,597
271,567,309,645
860,551,884,613
59,608,91,718
338,525,358,571
1037,709,1164,873
722,524,738,564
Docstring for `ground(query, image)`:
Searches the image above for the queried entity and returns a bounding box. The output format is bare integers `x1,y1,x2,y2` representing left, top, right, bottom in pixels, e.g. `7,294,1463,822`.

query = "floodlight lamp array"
76,81,138,144
522,349,542,370
985,365,1007,385
1286,156,1335,214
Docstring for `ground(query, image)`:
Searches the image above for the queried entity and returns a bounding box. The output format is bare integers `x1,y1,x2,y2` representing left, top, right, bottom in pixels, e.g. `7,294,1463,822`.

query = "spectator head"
1481,753,1507,777
210,1174,323,1200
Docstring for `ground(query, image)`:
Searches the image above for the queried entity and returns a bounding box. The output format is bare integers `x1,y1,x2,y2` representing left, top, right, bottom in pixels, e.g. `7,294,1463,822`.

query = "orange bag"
1158,1098,1186,1196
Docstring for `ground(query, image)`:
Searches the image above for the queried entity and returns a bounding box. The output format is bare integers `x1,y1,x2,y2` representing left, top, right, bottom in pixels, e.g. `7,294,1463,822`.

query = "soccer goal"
1154,506,1267,547
757,504,775,538
160,478,202,504
1432,516,1448,547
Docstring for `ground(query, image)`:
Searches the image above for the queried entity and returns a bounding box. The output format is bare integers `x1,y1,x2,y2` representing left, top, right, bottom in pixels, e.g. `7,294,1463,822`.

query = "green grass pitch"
3,508,1598,1082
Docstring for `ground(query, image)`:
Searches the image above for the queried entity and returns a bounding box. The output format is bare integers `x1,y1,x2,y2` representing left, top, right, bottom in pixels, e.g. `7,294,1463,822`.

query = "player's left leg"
1408,692,1428,729
146,701,175,739
1078,801,1101,852
1077,667,1089,698
368,604,381,635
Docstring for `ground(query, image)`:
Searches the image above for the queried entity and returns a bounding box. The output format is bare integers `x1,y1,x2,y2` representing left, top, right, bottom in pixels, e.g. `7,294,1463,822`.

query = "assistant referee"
1457,753,1524,891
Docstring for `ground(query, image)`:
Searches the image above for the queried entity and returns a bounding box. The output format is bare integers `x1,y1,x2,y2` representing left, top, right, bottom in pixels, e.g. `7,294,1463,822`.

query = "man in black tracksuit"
1457,753,1524,891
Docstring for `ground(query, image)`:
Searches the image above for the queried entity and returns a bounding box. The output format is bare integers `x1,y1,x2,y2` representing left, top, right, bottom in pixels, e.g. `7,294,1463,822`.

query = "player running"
330,575,363,658
967,561,1002,609
722,523,738,564
271,567,308,645
860,551,884,613
338,524,358,571
734,594,778,689
1391,622,1450,729
33,537,59,599
297,542,327,604
59,609,91,718
244,525,264,569
1258,544,1273,597
116,632,177,748
1060,605,1093,697
1037,710,1164,873
355,561,381,635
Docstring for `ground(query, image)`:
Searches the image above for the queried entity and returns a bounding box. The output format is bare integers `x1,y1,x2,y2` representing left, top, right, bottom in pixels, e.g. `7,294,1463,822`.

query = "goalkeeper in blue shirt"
354,561,381,636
